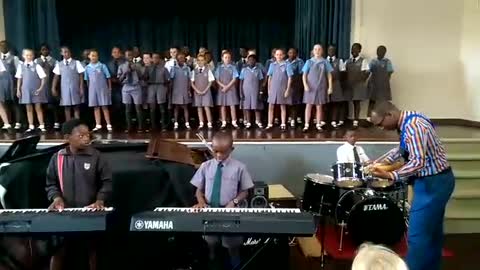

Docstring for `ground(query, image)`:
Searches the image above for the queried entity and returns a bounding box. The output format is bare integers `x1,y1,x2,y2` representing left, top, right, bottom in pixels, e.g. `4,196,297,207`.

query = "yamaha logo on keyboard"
134,220,174,230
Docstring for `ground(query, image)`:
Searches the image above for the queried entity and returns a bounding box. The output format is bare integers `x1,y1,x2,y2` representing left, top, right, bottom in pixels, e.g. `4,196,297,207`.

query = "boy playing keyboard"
191,131,254,269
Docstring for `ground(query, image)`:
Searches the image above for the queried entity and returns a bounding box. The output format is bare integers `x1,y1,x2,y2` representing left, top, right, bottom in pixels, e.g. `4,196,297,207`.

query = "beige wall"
351,0,476,119
461,0,480,121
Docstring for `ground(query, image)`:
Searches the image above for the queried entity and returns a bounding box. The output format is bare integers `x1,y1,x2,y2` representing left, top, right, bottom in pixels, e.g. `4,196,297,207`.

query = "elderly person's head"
352,243,408,270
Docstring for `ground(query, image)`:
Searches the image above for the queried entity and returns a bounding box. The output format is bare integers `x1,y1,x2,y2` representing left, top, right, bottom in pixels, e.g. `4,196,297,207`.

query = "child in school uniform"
165,46,179,72
0,40,21,130
191,131,254,269
286,48,305,128
46,119,112,270
240,54,264,129
266,48,293,130
132,46,143,65
336,128,370,164
84,49,112,132
327,45,347,128
15,49,47,132
215,51,240,129
35,43,59,130
204,51,215,72
107,46,126,129
236,47,249,73
170,52,192,130
52,46,86,121
81,49,90,67
117,48,145,132
302,44,333,132
191,54,214,129
147,52,170,131
367,45,394,121
345,43,370,128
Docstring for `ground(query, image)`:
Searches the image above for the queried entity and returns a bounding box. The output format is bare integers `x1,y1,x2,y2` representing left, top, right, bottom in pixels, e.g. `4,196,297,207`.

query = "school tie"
65,61,69,66
210,162,223,207
27,64,30,68
353,146,361,163
329,57,333,64
113,60,119,74
199,68,203,73
127,69,133,84
2,55,5,60
150,65,157,82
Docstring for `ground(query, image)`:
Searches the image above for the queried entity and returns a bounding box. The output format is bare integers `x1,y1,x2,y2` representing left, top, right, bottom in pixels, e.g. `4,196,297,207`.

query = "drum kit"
301,162,409,265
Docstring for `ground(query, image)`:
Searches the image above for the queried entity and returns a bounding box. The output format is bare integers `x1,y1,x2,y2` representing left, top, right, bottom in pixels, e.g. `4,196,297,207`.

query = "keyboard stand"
234,236,276,270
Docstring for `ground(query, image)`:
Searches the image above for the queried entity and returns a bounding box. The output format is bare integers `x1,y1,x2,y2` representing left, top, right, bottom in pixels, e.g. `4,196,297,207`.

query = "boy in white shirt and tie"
337,128,370,164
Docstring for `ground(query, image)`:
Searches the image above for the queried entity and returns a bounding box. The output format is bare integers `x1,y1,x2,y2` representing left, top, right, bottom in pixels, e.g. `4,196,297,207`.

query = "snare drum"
335,189,405,246
331,162,365,188
302,174,339,215
367,177,394,190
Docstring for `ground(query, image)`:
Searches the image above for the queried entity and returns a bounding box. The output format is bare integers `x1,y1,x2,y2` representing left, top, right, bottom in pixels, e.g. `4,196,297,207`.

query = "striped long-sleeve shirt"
376,111,450,181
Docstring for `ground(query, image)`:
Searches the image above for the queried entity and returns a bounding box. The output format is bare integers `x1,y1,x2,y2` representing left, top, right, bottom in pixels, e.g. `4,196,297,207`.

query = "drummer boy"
337,128,370,164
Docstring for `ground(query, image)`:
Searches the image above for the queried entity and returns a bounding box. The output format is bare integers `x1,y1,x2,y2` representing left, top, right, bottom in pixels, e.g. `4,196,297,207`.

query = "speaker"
249,181,269,208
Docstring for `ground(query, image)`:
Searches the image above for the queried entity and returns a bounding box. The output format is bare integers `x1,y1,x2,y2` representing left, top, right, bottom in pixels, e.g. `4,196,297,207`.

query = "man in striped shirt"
370,101,455,270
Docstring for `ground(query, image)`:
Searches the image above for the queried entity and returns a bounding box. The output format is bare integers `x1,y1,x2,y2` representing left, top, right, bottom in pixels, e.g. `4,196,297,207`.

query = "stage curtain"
294,0,352,60
55,0,295,62
3,0,60,56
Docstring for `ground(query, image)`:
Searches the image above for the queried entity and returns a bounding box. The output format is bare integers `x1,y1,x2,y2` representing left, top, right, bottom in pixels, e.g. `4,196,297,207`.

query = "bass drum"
335,189,405,246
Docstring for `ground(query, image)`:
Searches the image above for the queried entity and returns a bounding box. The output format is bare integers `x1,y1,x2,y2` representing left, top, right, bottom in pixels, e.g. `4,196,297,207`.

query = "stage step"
451,180,480,199
445,199,480,233
448,153,480,171
444,140,480,153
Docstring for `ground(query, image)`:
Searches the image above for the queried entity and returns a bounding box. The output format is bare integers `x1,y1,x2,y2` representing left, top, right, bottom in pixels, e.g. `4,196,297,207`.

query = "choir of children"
0,41,394,133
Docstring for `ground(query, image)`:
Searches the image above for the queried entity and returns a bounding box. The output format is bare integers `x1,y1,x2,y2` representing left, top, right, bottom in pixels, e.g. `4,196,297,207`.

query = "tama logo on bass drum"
363,204,388,211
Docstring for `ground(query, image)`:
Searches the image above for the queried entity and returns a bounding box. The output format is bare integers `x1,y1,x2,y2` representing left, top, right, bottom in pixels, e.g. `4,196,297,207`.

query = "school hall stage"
0,122,478,144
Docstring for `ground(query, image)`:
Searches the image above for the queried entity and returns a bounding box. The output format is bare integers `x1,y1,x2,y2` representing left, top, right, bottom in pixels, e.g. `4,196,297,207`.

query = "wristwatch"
233,199,239,206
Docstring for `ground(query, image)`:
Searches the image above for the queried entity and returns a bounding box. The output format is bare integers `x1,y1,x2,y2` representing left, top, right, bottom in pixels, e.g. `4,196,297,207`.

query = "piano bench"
297,236,322,258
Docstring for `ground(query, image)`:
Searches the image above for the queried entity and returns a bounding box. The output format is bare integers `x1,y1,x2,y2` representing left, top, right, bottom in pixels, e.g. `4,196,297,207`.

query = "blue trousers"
406,169,455,270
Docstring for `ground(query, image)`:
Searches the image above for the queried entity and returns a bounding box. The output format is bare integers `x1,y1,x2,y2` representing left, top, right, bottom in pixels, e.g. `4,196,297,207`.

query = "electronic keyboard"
0,207,114,233
130,207,315,236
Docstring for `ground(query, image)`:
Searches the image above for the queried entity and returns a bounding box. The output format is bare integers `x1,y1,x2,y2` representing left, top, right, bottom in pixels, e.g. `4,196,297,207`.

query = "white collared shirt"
336,142,369,163
190,66,215,82
350,56,369,71
15,61,47,79
165,58,177,72
1,52,20,67
133,57,142,64
327,56,346,71
0,61,6,73
52,58,85,75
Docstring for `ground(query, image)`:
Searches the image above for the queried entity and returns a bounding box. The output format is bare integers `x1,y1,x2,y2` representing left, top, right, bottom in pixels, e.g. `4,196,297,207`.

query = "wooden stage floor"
0,123,479,143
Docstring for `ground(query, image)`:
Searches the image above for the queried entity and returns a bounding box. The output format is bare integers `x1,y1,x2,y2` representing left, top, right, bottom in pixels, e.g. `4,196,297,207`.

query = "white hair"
352,243,408,270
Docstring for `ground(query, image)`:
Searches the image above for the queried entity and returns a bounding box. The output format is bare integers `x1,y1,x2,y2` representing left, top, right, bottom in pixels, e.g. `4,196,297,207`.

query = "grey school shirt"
45,146,112,207
190,157,254,206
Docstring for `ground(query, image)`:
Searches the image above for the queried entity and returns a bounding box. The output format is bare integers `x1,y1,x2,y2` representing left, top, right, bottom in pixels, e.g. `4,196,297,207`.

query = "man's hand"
225,201,236,208
371,167,393,180
48,197,65,211
86,200,105,210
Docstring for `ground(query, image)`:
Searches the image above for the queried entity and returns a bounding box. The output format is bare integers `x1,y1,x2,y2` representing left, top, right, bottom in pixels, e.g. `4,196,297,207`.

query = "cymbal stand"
338,221,346,252
317,195,327,269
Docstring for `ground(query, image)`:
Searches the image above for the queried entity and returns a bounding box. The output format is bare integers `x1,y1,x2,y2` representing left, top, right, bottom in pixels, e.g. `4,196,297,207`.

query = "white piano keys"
0,207,114,214
153,207,302,214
